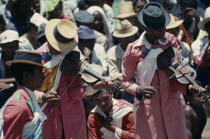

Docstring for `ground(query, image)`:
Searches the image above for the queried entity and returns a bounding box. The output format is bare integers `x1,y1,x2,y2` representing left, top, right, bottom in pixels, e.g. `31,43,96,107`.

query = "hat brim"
198,17,210,31
138,8,171,30
114,13,136,19
6,60,46,68
45,19,78,53
113,26,138,38
166,20,184,29
0,39,19,44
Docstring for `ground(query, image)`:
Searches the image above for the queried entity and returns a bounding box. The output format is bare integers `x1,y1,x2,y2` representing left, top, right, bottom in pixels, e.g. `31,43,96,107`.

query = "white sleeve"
114,127,122,139
34,91,44,103
94,44,108,71
85,86,98,96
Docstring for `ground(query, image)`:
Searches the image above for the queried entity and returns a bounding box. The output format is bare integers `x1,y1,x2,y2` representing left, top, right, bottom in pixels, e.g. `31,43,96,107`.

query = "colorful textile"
35,43,87,139
2,86,46,138
88,99,135,139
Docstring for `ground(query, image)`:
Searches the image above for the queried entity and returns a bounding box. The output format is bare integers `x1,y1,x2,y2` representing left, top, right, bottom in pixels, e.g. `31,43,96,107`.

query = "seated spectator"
191,7,210,86
181,0,206,41
77,25,108,76
19,13,48,51
88,88,135,139
107,19,138,80
192,7,210,59
114,1,136,25
0,30,19,107
133,0,147,13
86,0,115,33
74,10,108,49
87,6,114,48
5,0,35,35
166,14,191,64
0,14,5,34
44,0,63,20
114,1,146,37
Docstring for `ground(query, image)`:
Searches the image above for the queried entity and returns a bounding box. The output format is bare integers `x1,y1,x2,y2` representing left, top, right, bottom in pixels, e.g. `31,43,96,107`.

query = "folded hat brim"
114,13,136,19
166,20,184,29
6,60,46,68
138,8,171,30
0,39,19,44
113,26,138,38
45,19,78,53
198,17,210,31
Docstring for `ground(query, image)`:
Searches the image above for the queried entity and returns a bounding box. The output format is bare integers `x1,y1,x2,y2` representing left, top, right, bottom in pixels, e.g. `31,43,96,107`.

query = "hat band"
14,52,42,64
143,11,166,29
53,26,73,43
116,27,133,35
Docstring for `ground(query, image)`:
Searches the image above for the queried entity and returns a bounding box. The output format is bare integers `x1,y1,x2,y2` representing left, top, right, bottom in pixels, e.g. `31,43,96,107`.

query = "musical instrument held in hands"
60,51,122,93
157,47,210,102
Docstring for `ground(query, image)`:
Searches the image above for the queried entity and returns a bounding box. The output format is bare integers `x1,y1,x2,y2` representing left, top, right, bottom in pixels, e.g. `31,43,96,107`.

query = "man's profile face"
93,91,113,113
30,66,44,90
47,42,61,56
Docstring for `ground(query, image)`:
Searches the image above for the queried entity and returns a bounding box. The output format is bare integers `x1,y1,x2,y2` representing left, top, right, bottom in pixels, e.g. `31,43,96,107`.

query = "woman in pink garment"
122,2,206,139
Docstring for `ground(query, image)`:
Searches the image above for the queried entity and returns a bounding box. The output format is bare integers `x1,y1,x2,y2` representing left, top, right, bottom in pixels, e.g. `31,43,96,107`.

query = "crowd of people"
0,0,210,139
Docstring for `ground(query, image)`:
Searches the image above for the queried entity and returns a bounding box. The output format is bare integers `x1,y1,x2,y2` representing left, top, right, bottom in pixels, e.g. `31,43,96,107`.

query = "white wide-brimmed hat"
198,7,210,31
166,14,184,29
113,19,138,38
114,1,136,19
0,30,19,44
45,19,78,53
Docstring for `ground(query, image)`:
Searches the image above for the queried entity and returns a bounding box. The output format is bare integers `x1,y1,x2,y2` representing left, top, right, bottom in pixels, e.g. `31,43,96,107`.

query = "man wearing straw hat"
114,1,137,25
122,2,206,139
108,19,138,80
35,19,111,139
1,50,47,138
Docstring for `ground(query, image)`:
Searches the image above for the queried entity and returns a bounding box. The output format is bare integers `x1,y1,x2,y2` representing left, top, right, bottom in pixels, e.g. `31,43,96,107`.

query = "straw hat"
198,7,210,31
166,14,183,29
113,19,138,38
45,19,78,53
6,50,45,67
114,1,136,19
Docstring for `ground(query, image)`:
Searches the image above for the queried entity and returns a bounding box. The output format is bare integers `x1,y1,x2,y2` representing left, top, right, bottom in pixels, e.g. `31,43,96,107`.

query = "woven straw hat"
113,19,138,38
45,19,78,53
166,14,183,29
198,7,210,31
114,1,136,19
